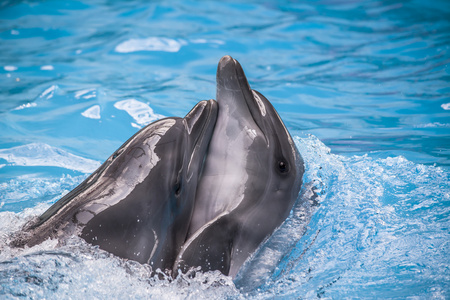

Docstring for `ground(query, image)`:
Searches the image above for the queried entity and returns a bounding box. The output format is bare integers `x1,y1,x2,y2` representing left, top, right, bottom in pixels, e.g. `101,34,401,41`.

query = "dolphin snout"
183,99,217,136
218,55,234,68
216,56,254,112
216,55,240,94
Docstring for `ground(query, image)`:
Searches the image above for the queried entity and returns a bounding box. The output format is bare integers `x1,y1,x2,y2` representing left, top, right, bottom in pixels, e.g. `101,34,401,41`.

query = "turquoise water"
0,0,449,298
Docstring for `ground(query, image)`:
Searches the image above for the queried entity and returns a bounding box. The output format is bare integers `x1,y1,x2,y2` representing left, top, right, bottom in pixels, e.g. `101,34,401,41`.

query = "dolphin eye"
175,182,182,196
278,160,289,173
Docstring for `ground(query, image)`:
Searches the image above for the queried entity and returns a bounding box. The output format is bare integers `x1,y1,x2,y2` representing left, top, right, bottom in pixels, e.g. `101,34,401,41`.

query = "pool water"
1,0,449,298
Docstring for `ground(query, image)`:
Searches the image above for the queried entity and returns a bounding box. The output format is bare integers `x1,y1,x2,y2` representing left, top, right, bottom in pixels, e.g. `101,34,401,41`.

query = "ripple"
115,37,186,53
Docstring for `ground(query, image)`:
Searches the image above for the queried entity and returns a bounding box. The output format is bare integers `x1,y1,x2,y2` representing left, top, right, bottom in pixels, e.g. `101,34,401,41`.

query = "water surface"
0,0,449,299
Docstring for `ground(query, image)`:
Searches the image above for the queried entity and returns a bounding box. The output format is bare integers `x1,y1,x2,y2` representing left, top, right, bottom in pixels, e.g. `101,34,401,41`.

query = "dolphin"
174,56,304,278
12,100,218,273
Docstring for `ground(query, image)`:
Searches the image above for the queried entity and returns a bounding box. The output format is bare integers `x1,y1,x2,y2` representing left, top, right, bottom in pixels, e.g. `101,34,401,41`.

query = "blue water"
0,0,449,298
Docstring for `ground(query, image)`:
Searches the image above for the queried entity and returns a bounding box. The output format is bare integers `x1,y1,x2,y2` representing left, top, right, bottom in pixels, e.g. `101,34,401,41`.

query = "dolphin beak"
217,55,251,93
183,99,218,176
184,99,218,137
216,56,254,112
216,55,267,140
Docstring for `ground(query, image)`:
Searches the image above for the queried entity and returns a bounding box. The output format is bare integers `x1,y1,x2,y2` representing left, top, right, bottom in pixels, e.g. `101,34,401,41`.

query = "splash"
0,135,448,299
0,143,100,174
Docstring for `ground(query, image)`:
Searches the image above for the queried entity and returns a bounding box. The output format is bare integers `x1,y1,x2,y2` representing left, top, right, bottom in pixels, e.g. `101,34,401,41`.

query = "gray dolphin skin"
12,100,218,272
174,56,304,278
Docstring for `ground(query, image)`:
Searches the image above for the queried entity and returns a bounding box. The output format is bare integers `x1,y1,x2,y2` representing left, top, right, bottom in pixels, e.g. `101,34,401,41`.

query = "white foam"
115,37,186,53
40,65,54,71
4,65,17,71
40,85,58,99
190,39,225,45
0,143,100,173
441,103,450,110
81,105,101,119
75,88,96,99
13,102,37,111
415,122,450,128
114,99,164,127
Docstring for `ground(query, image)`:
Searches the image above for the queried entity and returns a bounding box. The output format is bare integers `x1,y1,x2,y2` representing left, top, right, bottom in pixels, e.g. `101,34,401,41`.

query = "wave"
0,143,100,173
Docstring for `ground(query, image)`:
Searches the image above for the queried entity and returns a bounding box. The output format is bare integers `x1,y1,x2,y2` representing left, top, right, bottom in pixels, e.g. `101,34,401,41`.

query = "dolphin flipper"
174,213,238,276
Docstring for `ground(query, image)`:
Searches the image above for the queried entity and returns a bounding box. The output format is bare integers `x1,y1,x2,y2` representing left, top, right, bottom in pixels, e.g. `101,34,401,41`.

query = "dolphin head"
216,55,304,202
180,56,304,278
18,99,218,273
217,57,305,277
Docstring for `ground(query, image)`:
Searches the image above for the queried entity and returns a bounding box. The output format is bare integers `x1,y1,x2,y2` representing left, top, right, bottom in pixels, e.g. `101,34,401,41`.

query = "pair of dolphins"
12,56,304,279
